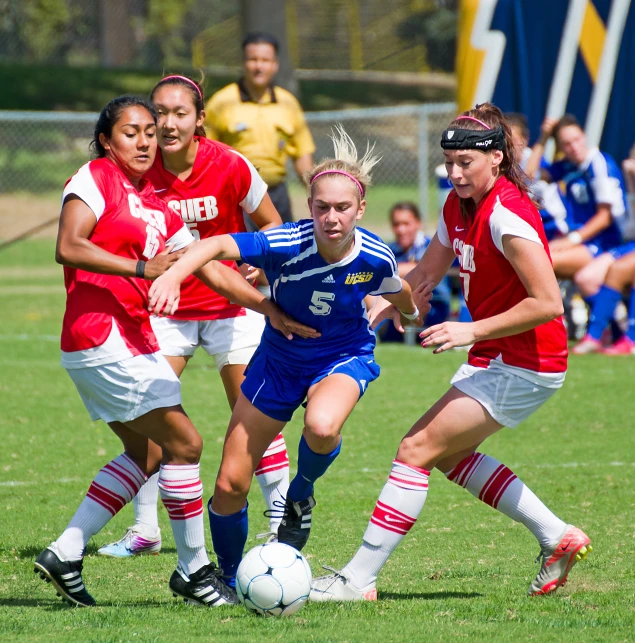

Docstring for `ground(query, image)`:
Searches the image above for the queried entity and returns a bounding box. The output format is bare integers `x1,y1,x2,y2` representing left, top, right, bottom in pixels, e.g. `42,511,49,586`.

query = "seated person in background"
528,115,631,340
379,202,450,341
507,112,569,241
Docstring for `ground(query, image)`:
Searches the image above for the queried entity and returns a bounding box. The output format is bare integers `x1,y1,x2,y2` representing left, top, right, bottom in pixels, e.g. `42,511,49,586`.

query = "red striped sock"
56,454,147,560
445,452,566,547
254,433,289,532
158,463,210,576
343,460,429,589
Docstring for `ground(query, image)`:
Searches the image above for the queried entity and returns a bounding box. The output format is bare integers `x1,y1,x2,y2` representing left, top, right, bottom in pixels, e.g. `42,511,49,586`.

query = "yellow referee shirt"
204,81,315,187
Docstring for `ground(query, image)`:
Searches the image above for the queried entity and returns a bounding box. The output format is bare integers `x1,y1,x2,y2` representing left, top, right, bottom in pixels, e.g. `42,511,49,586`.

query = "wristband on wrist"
400,306,419,321
567,231,583,245
135,260,146,279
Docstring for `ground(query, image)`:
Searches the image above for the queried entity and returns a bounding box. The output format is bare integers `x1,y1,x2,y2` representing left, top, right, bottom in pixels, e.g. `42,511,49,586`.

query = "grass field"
1,240,634,642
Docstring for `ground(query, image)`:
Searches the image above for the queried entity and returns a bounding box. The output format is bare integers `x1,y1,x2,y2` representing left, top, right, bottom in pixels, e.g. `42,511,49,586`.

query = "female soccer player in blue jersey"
149,126,419,587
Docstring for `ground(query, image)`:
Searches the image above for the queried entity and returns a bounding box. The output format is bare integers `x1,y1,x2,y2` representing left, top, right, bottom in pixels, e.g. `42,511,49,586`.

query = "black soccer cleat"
169,562,240,607
276,495,316,551
34,546,96,607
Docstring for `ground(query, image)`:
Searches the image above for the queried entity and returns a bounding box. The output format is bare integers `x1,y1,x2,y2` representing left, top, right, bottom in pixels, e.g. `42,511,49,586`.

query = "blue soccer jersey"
231,220,402,363
549,149,627,252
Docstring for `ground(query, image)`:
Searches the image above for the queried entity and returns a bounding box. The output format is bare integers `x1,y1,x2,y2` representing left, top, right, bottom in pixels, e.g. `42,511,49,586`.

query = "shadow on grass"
380,591,483,601
0,598,68,610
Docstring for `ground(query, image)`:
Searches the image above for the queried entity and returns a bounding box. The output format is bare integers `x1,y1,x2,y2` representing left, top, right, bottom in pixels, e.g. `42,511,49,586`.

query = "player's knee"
304,412,341,443
397,431,441,467
607,261,631,289
169,432,203,464
214,469,250,502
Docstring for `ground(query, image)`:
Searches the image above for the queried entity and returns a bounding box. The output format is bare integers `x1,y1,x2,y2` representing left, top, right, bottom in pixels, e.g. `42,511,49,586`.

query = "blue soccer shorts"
241,349,380,422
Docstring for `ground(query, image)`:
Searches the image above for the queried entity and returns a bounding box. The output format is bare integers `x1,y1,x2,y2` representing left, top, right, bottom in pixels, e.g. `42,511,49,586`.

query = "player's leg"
35,422,157,606
278,357,378,551
310,387,503,601
600,251,635,353
550,244,594,279
98,318,197,557
126,404,238,606
208,313,290,534
208,392,286,587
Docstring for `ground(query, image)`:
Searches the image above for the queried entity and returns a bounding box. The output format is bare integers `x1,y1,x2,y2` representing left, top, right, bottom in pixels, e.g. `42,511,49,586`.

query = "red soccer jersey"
438,177,568,373
145,137,268,320
60,158,193,367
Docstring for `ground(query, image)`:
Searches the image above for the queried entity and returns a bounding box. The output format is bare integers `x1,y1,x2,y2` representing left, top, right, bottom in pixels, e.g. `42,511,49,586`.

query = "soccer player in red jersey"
34,96,312,608
97,75,291,558
310,103,592,602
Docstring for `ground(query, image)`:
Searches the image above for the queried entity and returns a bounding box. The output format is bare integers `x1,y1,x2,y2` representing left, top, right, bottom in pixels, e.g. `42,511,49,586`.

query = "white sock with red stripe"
343,460,429,589
445,452,566,548
55,454,147,561
254,433,290,532
158,463,210,577
132,471,160,536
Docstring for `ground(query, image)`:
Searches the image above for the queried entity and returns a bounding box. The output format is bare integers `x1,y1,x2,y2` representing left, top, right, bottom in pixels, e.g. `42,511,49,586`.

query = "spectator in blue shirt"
380,202,450,341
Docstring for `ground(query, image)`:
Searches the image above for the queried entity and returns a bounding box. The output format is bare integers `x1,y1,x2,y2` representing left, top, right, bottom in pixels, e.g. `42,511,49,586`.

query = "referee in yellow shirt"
204,32,315,227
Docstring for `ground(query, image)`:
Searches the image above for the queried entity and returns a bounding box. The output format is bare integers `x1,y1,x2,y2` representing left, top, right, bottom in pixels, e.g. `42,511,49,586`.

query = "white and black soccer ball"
236,542,312,617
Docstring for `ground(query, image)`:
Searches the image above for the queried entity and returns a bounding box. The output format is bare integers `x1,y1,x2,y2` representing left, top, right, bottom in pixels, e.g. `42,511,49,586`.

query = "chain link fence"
0,103,457,240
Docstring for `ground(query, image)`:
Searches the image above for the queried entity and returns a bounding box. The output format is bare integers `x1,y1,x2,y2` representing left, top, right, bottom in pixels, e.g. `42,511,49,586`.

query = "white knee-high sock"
445,452,566,548
343,460,429,589
132,471,160,535
158,463,210,577
254,433,290,533
55,454,147,560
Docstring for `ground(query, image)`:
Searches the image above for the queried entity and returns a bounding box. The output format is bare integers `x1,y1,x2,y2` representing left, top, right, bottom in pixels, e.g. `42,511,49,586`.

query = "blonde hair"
305,124,381,199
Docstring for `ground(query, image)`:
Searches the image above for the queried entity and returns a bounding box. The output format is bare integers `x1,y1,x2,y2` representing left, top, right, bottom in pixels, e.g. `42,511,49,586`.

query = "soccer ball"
236,542,312,617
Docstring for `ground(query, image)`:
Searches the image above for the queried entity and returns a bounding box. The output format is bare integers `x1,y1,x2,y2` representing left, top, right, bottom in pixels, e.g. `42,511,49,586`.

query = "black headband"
440,126,506,151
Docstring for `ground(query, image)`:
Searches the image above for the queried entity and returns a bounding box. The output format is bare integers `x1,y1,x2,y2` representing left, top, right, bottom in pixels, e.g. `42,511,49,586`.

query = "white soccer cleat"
528,524,592,596
309,567,377,602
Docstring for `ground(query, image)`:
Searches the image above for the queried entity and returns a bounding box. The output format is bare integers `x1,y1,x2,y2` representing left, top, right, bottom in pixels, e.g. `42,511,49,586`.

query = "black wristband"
135,260,146,279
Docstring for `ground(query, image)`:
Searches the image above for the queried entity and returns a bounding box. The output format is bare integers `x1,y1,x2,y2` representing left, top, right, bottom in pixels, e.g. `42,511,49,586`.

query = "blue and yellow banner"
458,0,635,162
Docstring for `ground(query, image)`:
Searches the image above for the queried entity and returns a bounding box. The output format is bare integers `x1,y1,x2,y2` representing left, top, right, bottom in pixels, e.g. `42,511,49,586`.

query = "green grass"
1,240,634,642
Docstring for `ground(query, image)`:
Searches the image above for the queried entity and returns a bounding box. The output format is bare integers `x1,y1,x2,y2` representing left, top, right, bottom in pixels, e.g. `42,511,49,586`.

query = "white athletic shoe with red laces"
528,525,592,596
309,567,378,602
572,335,603,355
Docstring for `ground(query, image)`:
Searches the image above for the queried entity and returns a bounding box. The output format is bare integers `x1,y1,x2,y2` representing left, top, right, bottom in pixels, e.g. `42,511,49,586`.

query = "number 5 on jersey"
309,291,335,316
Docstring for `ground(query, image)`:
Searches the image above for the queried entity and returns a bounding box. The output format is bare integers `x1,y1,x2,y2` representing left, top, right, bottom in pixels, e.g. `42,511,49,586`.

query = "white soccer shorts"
450,362,563,428
66,351,181,424
150,309,265,370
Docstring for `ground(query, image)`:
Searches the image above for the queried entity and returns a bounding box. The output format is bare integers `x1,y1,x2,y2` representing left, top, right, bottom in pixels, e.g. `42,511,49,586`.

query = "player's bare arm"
193,261,320,340
248,192,283,230
421,235,563,353
56,195,183,277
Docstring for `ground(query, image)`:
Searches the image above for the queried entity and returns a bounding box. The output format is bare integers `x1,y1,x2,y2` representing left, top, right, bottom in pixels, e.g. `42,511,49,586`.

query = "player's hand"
368,297,393,329
239,262,260,285
267,303,321,340
412,281,434,319
144,246,186,280
148,273,181,316
539,117,558,141
420,321,476,354
622,158,635,176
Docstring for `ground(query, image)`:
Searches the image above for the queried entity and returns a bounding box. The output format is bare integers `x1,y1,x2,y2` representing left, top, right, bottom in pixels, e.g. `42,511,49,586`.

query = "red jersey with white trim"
60,158,192,363
439,177,568,373
145,137,268,320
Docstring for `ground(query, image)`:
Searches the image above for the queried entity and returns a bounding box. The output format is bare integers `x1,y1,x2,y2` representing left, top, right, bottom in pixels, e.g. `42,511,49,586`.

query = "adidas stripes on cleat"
34,544,96,607
97,527,161,557
276,495,316,552
310,567,377,602
528,525,592,596
169,563,239,607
